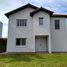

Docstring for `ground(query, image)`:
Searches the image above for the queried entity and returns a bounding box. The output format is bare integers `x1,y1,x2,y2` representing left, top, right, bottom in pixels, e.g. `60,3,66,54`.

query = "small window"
55,20,60,29
16,38,26,46
17,19,27,26
39,17,43,25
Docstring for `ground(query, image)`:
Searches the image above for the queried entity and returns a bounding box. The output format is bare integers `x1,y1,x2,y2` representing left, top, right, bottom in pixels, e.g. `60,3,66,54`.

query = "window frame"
16,19,27,27
55,20,60,30
16,38,26,46
39,17,44,26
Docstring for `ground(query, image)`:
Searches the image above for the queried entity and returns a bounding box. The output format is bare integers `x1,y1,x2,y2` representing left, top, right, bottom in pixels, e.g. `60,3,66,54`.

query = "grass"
0,53,67,67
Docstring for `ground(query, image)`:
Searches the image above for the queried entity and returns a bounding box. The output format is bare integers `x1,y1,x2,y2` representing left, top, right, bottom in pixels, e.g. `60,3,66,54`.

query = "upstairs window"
16,38,26,46
55,20,60,29
17,19,27,26
39,17,43,25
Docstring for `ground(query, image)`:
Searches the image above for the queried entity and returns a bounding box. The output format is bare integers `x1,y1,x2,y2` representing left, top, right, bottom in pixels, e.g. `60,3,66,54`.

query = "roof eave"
30,7,54,17
5,3,38,18
30,11,53,17
51,15,67,18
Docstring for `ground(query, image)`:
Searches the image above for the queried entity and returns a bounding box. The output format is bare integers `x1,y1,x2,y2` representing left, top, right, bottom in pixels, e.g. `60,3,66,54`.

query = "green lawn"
0,53,67,67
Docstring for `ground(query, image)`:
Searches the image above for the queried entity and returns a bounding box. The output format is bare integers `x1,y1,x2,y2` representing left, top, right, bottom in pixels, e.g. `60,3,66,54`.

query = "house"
5,3,67,53
0,22,3,38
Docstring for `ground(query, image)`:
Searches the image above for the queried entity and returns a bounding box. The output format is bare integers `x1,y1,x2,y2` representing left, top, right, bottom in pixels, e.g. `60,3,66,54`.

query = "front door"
35,38,47,52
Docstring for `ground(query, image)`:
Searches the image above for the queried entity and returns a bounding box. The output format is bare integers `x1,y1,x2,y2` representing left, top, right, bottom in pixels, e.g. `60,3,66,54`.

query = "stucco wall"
7,7,52,52
0,22,3,37
33,11,51,53
50,17,67,52
7,8,35,52
7,6,67,53
33,11,50,36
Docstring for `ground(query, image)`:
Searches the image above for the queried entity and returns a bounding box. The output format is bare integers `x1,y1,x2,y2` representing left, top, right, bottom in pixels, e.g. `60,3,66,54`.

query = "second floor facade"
5,4,67,37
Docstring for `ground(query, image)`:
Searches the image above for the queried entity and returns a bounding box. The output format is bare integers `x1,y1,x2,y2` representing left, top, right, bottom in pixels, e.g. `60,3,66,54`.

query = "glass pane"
16,38,20,45
21,38,26,45
17,19,19,26
55,20,60,29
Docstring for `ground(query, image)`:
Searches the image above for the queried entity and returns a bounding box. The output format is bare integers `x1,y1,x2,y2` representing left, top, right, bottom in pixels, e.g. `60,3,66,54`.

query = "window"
55,20,60,29
17,19,27,26
16,38,26,46
39,17,43,25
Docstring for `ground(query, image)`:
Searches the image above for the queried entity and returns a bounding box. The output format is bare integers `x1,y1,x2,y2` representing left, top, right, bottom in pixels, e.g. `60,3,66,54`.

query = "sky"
0,0,67,38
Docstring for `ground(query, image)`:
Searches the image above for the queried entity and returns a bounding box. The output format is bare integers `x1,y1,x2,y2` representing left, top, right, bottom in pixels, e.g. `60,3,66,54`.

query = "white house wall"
7,6,67,53
7,8,35,52
33,11,50,36
51,17,67,52
33,11,51,53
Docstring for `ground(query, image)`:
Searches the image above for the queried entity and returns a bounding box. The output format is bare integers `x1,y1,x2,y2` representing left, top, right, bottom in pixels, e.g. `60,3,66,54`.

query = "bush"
0,38,7,53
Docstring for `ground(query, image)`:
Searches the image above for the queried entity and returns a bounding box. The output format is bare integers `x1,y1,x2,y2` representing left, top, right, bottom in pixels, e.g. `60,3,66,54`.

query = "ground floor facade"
7,34,67,53
7,35,52,53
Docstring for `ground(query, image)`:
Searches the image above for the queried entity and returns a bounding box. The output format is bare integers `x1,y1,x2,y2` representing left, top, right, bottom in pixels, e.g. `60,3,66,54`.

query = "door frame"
35,36,48,52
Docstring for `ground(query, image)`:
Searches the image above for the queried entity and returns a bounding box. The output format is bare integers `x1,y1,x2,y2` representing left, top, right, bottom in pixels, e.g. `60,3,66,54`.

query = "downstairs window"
16,38,26,46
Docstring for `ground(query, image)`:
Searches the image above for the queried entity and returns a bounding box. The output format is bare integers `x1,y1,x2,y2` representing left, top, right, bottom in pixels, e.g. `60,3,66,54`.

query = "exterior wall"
33,11,51,53
33,11,50,36
7,6,67,53
7,8,35,52
7,8,52,53
0,22,3,37
50,17,67,52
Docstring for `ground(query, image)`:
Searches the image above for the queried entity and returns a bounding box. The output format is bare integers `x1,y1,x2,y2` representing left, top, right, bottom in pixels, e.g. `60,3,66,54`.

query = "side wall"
51,17,67,52
0,22,3,37
7,8,35,52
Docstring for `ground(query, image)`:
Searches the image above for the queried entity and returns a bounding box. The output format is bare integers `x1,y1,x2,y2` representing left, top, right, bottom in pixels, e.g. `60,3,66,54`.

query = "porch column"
48,36,52,53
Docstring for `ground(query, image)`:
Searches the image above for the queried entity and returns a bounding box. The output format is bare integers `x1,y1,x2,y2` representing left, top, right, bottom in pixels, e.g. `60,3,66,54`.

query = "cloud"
23,0,67,13
42,0,67,13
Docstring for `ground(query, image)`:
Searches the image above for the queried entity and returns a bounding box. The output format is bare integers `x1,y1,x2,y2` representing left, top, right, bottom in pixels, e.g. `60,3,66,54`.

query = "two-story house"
0,22,3,38
5,3,67,53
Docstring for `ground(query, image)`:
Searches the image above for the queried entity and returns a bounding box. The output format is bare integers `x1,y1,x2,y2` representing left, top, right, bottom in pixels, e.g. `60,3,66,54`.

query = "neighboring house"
0,22,3,38
5,3,67,53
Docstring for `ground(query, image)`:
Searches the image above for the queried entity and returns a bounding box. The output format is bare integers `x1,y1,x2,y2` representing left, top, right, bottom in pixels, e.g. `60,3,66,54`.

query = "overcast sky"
0,0,67,38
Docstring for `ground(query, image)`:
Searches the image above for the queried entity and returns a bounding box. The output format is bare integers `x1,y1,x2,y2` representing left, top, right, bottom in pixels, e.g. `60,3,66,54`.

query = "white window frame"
55,20,60,30
39,17,44,26
16,19,27,26
16,38,26,46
